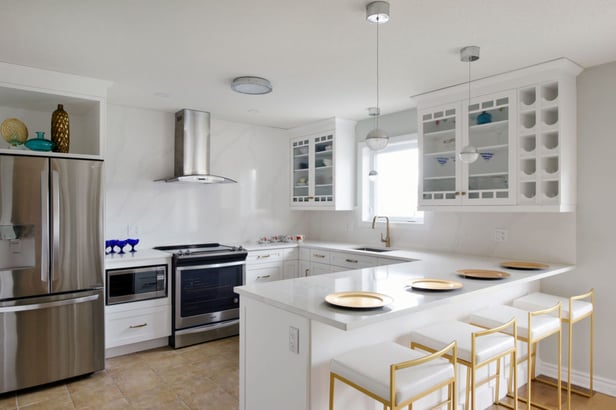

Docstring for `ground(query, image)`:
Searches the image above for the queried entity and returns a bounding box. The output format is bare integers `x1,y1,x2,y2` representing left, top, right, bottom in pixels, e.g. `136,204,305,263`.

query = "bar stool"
469,302,562,410
329,341,457,410
513,289,594,409
410,319,517,410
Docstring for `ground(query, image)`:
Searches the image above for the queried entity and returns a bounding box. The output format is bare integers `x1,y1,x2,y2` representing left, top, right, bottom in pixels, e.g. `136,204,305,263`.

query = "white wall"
104,105,308,248
539,61,616,389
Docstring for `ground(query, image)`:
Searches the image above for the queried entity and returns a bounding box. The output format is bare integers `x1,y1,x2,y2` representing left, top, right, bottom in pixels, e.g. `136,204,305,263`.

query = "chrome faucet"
371,216,391,248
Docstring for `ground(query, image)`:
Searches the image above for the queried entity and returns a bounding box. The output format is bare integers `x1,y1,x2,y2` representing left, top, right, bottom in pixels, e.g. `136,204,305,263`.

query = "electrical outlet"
495,229,508,242
289,326,299,354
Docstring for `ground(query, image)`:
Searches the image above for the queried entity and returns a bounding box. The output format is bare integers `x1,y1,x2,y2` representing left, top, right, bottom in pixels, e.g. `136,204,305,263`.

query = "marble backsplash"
104,104,308,249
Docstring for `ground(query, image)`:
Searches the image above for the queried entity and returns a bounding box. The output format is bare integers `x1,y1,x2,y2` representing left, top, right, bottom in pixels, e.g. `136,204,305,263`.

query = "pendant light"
365,1,390,151
459,45,480,163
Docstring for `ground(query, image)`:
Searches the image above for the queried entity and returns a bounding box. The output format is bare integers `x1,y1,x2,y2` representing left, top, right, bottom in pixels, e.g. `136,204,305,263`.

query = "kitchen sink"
352,247,395,253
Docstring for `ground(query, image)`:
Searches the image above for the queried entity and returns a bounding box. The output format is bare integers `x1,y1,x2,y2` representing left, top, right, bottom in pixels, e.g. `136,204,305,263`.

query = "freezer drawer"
0,289,105,394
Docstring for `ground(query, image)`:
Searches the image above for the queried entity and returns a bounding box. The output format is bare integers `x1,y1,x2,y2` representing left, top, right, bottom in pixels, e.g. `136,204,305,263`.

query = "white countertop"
105,249,171,269
235,249,573,331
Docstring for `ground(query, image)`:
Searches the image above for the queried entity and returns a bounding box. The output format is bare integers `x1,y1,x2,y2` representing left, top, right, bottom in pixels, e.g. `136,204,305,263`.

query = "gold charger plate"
408,279,463,291
325,291,393,309
457,269,510,280
500,261,549,270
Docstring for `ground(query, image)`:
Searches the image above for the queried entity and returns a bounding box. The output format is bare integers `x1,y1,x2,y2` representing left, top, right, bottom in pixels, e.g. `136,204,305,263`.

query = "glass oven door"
174,260,244,329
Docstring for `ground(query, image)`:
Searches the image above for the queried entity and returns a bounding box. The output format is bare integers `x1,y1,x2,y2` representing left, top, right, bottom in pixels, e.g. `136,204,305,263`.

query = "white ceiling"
2,0,616,129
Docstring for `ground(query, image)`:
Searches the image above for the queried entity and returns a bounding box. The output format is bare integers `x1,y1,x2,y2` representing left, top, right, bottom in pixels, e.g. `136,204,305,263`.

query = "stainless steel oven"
106,265,167,305
154,243,247,348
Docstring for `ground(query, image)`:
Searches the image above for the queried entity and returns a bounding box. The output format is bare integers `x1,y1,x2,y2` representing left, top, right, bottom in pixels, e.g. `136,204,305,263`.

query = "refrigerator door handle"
40,169,50,283
51,170,60,282
0,293,99,313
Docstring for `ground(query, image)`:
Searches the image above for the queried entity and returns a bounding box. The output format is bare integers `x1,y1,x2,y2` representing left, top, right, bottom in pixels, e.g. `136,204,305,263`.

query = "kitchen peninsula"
235,249,572,410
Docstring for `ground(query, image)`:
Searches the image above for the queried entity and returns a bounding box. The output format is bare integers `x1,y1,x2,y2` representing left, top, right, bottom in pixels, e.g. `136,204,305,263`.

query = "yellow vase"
51,104,70,153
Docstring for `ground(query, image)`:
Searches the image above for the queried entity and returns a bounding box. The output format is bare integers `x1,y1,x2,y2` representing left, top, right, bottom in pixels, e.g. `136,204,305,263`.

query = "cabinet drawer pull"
257,254,271,259
307,196,315,200
461,191,467,196
257,274,271,279
313,254,326,258
345,259,358,263
129,323,148,329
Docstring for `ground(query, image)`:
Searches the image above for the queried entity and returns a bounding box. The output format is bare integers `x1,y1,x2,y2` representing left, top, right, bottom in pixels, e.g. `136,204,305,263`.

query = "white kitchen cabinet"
330,251,378,270
245,263,283,284
416,58,582,212
105,300,171,350
309,262,332,276
420,91,515,206
0,62,110,159
299,260,311,277
245,248,299,285
289,117,356,210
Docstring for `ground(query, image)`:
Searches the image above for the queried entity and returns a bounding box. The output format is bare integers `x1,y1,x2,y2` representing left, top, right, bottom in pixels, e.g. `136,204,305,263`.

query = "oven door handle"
176,260,246,271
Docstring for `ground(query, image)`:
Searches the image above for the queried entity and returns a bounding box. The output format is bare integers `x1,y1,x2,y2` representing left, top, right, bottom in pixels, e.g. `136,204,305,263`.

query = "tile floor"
1,336,615,409
0,336,239,410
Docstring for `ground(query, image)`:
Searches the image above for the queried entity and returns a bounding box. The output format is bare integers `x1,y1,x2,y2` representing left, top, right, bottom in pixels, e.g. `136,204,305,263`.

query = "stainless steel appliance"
0,154,104,394
158,109,236,184
153,243,247,348
106,264,167,305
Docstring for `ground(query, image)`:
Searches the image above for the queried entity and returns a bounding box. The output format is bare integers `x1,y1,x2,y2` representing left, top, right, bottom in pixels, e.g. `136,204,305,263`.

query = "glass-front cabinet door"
291,134,335,207
464,90,515,204
419,103,462,205
419,91,515,208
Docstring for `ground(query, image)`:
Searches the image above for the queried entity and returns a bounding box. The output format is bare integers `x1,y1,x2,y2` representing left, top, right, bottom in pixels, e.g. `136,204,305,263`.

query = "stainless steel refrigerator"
0,154,104,394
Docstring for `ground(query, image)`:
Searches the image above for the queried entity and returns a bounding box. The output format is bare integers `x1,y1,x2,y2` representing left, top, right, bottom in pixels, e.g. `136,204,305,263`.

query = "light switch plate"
289,326,299,354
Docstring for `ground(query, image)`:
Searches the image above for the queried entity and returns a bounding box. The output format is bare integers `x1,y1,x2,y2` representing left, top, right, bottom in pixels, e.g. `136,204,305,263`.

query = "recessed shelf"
423,175,455,180
542,107,558,127
424,150,455,157
542,131,559,151
521,182,537,199
521,112,536,130
541,156,559,175
423,128,456,138
521,135,536,154
521,159,536,177
541,82,559,103
520,87,537,107
543,180,559,199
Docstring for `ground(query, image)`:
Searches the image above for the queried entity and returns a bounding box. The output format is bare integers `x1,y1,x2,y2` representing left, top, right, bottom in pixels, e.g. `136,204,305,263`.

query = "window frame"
358,133,424,225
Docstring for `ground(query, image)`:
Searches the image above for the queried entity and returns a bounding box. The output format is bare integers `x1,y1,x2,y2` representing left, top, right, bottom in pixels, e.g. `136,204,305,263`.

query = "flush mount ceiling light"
459,45,480,163
365,1,390,151
231,76,272,95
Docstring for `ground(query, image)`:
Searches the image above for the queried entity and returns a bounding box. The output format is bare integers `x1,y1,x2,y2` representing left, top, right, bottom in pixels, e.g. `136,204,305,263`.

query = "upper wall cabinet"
415,58,582,212
288,117,356,210
0,63,111,159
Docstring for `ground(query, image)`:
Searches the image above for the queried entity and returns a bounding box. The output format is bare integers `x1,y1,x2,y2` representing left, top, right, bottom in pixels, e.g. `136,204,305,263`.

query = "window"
360,134,424,223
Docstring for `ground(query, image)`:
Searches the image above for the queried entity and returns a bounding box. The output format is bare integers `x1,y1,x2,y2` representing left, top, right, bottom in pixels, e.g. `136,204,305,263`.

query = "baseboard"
537,359,616,397
105,337,169,358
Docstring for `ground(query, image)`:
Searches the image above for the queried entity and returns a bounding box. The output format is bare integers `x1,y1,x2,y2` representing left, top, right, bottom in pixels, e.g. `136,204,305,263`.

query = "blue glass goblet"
116,239,128,254
127,238,140,252
106,239,118,254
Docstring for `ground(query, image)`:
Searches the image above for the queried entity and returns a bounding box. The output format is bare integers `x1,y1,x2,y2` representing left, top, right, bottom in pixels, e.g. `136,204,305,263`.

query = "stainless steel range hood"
159,109,236,183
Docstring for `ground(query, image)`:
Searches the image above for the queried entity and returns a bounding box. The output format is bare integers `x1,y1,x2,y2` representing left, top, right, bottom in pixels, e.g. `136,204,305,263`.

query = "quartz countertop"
105,249,171,269
235,250,573,331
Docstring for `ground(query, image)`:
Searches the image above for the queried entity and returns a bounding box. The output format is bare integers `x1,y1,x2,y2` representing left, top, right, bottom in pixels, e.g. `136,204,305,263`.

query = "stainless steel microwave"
106,264,167,305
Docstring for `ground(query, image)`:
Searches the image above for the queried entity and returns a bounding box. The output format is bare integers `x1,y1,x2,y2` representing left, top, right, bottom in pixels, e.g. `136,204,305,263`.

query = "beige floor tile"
19,396,75,410
66,371,116,394
180,386,238,410
75,397,132,410
69,383,125,408
17,385,71,407
0,394,17,410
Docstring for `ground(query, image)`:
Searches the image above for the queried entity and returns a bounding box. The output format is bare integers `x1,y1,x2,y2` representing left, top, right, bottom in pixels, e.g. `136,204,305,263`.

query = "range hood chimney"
160,109,236,184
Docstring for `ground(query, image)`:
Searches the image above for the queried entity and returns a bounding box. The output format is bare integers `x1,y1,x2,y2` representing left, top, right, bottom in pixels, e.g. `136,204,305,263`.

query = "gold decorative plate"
500,261,549,270
457,269,510,280
325,291,393,309
408,279,463,291
1,118,28,146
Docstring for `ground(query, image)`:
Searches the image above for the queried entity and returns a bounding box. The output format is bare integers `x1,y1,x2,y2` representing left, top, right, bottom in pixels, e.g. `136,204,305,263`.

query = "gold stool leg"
329,373,335,410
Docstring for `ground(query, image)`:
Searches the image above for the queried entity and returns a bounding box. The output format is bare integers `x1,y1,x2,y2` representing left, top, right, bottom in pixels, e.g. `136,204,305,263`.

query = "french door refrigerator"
0,154,104,394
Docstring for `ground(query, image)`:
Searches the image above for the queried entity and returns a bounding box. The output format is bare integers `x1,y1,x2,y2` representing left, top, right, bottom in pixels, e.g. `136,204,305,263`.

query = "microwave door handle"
51,170,60,282
40,169,50,283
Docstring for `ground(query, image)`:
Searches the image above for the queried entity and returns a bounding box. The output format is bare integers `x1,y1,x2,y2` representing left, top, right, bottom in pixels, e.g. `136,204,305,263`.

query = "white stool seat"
330,342,454,405
469,305,561,340
409,321,514,363
513,292,593,321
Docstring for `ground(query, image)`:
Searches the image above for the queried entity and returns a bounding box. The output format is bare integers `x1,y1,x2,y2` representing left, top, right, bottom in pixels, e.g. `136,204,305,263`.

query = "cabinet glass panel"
292,139,310,199
422,108,456,194
467,96,510,200
314,135,333,198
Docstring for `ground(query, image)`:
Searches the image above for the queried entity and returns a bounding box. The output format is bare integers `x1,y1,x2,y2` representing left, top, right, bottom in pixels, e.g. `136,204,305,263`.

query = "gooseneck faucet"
371,216,391,248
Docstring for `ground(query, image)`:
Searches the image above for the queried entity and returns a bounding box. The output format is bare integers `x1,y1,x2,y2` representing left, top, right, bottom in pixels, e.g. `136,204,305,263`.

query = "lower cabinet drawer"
245,263,283,285
330,252,378,270
105,304,170,349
